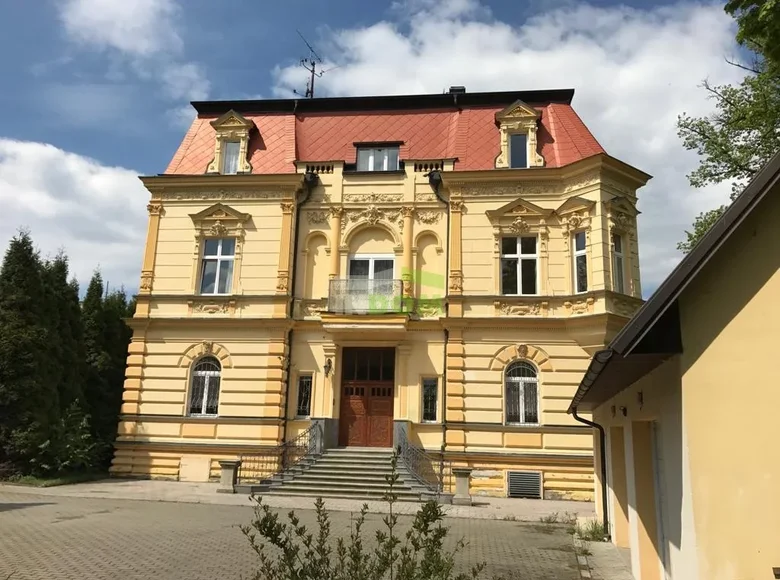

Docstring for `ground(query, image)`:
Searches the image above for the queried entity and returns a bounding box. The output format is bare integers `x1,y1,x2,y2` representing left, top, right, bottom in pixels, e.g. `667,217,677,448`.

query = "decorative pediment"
495,100,544,169
555,196,596,216
486,198,553,224
206,110,254,174
604,196,639,235
210,109,255,131
495,100,541,123
190,203,250,237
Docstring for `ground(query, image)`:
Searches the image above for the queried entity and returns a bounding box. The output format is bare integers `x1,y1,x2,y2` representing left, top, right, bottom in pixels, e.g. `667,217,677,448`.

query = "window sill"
294,415,311,420
188,414,219,419
421,420,439,425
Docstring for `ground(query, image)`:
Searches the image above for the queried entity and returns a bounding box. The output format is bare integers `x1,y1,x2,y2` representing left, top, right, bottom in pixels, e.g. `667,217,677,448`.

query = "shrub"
240,453,493,580
29,403,99,476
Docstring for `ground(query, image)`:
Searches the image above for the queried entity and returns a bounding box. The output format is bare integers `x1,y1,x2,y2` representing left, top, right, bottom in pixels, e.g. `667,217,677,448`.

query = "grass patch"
574,519,608,542
3,471,107,487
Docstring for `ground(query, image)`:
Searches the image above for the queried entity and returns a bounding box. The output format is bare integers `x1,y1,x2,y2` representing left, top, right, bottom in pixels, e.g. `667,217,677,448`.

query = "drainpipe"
280,171,317,447
572,405,610,539
426,170,449,469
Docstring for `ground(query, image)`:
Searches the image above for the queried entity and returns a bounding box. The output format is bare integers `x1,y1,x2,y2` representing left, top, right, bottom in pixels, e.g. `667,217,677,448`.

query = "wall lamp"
324,358,333,378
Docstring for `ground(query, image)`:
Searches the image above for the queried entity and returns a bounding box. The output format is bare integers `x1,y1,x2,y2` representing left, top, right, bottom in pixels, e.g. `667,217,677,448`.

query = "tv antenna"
294,30,331,98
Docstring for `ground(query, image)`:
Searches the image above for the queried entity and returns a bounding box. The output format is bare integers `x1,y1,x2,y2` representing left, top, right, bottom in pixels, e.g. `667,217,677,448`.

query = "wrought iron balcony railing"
328,278,405,315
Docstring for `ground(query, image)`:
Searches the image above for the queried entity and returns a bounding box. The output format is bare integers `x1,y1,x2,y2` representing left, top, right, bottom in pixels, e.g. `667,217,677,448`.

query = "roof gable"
210,109,255,131
495,100,540,123
555,196,595,216
486,198,553,222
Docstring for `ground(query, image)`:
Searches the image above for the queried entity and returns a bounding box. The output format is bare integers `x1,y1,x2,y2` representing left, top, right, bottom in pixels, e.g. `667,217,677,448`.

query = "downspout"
572,406,610,539
426,170,449,473
280,171,317,447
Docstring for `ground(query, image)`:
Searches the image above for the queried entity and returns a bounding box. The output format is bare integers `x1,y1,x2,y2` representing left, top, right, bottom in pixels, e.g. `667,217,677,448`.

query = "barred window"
189,357,221,416
296,375,313,417
504,361,539,425
422,378,438,422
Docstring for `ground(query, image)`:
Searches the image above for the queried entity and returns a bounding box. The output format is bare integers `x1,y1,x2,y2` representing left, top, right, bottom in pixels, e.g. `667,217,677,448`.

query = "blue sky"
0,0,745,295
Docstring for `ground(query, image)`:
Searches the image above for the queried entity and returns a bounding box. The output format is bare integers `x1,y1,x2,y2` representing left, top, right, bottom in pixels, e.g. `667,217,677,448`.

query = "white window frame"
356,146,400,172
500,236,538,296
612,233,625,294
188,357,221,417
504,361,540,426
295,374,313,418
221,141,241,175
508,133,529,169
573,231,588,294
347,254,396,280
421,377,439,423
199,238,236,296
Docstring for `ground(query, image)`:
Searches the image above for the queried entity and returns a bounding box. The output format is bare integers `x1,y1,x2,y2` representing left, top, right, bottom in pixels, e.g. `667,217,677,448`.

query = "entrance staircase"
235,447,443,502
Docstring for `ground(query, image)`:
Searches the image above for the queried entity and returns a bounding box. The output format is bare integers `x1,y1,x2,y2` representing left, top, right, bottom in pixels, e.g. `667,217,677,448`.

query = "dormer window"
509,134,528,169
356,146,400,172
206,110,254,175
221,141,240,175
494,100,544,169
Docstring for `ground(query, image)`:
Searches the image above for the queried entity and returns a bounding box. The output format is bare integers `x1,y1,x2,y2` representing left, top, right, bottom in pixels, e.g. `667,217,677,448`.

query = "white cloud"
273,0,744,292
57,0,209,105
0,139,148,293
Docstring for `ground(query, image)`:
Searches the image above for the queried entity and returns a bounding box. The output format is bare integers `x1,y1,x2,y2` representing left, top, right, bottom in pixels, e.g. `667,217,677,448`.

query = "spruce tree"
0,232,58,474
82,272,111,448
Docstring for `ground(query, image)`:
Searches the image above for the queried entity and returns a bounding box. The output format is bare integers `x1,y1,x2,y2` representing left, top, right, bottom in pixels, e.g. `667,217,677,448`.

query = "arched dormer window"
188,357,221,416
505,360,539,424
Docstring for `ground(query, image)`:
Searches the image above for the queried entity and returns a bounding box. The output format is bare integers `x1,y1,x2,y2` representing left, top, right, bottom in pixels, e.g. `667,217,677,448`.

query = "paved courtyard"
0,486,585,580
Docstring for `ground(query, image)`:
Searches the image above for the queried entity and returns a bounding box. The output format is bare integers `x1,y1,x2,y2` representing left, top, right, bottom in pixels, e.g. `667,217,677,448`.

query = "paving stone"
0,489,583,580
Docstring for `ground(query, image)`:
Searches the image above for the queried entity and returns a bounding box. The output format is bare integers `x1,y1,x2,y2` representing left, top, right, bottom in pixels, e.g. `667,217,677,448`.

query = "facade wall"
114,123,648,503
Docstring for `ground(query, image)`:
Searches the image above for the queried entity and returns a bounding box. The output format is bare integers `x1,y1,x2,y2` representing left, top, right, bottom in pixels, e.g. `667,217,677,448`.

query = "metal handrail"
237,422,322,484
396,430,449,495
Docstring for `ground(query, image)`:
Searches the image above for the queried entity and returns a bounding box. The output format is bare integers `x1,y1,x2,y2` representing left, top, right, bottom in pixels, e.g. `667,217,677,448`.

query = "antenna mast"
295,30,324,98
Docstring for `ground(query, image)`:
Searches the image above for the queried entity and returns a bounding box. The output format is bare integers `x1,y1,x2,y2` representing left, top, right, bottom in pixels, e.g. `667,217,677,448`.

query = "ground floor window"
422,378,438,422
188,357,221,416
296,374,313,417
505,361,539,424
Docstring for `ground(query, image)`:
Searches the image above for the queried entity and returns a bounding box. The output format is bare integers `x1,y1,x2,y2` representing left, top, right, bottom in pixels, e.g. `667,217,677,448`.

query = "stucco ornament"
205,110,255,174
494,100,544,169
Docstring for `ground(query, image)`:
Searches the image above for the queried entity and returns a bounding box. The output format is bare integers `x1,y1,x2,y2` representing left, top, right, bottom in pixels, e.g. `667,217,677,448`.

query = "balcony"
328,278,405,315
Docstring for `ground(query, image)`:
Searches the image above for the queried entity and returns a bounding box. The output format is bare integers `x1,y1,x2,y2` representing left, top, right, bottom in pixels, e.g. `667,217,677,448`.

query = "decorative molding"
563,170,601,193
202,341,214,354
415,191,438,202
297,299,329,318
307,210,329,224
341,205,403,233
415,210,442,224
401,205,415,218
159,190,288,201
280,202,295,214
449,270,464,292
343,192,403,204
147,202,163,216
416,301,443,318
328,205,345,219
495,301,543,316
276,272,289,292
139,271,154,291
188,299,236,315
190,203,250,239
564,297,595,316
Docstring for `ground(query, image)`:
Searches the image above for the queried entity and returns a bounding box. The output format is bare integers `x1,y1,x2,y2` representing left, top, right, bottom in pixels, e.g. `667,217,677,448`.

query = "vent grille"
507,471,542,499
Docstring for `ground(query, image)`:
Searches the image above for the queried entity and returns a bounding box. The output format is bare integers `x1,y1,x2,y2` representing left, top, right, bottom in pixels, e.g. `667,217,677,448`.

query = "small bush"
29,403,99,476
241,452,495,580
538,511,577,525
574,519,608,542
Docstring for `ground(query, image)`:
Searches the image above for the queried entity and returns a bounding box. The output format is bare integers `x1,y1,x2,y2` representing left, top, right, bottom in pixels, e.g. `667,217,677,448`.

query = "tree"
0,232,59,474
676,2,780,252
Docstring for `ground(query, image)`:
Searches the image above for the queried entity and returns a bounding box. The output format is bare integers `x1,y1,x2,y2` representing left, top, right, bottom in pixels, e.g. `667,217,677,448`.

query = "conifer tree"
0,232,58,473
81,272,111,446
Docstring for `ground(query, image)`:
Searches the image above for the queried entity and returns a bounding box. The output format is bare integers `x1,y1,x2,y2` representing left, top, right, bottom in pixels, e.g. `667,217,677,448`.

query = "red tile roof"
165,97,604,175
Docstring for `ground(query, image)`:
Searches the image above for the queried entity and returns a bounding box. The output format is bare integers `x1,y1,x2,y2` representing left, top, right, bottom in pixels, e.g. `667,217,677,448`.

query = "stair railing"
396,429,449,495
237,422,322,484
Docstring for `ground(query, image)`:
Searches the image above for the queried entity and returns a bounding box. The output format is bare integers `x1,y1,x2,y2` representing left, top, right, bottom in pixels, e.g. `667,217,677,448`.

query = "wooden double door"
338,347,395,447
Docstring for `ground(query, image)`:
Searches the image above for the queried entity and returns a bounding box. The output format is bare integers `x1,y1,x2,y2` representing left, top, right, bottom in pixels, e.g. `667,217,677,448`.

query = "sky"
0,0,747,297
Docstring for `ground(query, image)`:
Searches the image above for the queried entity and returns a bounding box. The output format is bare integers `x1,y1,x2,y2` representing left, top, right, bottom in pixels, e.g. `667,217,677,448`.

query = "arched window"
505,360,539,424
188,357,221,416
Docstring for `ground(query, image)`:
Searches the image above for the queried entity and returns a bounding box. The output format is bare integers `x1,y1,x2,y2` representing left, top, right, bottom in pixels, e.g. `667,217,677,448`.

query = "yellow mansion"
111,87,650,501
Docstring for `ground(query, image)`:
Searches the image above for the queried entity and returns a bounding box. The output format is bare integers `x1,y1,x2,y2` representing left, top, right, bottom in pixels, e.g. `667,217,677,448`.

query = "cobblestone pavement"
0,489,583,580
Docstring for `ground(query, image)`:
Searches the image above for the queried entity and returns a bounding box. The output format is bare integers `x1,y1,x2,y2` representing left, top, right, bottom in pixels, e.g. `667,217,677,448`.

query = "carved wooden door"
367,384,393,447
339,384,367,446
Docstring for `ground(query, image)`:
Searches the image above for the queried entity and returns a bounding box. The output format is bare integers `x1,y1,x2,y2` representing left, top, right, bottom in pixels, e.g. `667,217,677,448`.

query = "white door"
348,256,394,313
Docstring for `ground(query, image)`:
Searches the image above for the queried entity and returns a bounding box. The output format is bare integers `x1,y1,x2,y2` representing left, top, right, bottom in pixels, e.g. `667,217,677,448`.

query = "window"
505,361,538,424
422,378,438,422
500,236,538,295
573,231,588,293
509,134,528,168
612,233,625,294
200,238,235,295
221,141,240,175
189,357,221,416
296,374,313,417
356,146,400,171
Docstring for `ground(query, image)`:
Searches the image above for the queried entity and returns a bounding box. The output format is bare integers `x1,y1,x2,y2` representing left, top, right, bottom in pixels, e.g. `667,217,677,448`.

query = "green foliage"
676,206,728,253
0,231,58,474
573,519,608,542
726,0,780,69
30,403,99,476
0,232,133,477
676,5,780,252
241,453,490,580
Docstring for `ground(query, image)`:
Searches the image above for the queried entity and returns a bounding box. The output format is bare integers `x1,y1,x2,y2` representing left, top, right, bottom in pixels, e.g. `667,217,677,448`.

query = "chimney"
448,86,466,94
